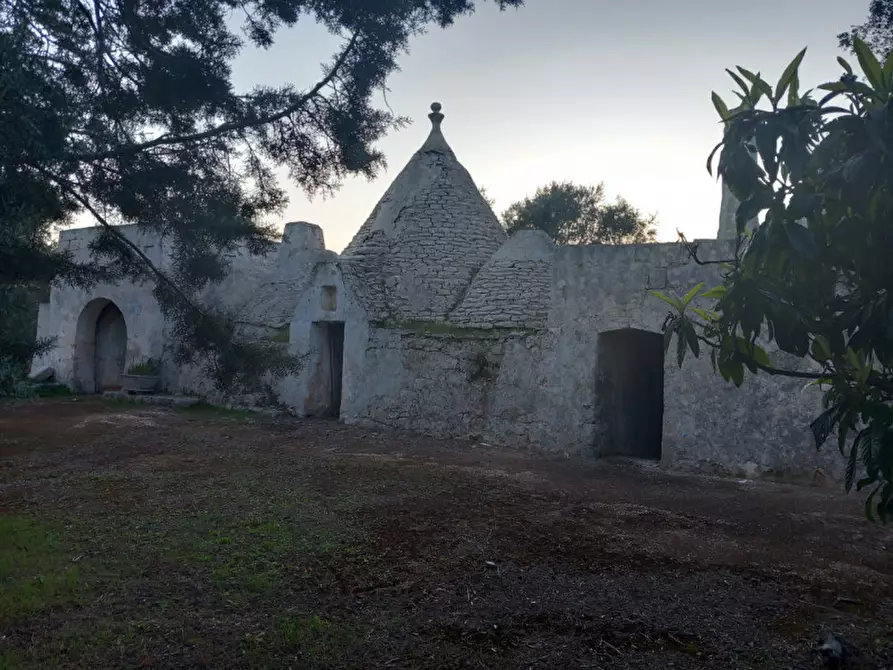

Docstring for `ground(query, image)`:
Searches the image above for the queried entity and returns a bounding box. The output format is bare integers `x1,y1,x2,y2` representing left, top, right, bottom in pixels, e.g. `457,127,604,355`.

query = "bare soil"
0,398,891,669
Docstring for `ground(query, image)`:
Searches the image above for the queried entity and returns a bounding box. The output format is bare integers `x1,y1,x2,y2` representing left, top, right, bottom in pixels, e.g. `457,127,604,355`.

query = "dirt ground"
0,398,891,669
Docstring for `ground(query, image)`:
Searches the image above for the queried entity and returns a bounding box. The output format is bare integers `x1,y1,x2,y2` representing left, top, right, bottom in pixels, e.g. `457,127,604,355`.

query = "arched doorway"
74,299,128,393
594,328,664,460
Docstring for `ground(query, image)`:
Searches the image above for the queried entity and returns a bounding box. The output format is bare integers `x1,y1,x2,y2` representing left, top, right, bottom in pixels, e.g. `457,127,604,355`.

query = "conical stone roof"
342,103,507,321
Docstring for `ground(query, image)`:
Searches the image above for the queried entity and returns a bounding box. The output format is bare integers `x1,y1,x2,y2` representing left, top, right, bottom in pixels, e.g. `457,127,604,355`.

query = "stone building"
32,103,837,480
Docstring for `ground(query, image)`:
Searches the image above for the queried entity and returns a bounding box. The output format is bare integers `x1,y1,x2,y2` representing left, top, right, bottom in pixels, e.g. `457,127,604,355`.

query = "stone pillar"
281,221,325,251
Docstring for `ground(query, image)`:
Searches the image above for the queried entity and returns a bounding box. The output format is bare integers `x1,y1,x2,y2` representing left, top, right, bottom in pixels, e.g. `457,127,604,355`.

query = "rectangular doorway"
310,321,345,418
326,322,345,418
594,328,664,460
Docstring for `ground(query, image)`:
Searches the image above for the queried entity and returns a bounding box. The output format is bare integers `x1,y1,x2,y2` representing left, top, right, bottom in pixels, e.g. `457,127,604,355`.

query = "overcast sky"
230,0,866,252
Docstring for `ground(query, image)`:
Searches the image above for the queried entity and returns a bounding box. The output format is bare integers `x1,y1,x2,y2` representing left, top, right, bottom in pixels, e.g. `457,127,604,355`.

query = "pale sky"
228,0,866,251
89,1,869,252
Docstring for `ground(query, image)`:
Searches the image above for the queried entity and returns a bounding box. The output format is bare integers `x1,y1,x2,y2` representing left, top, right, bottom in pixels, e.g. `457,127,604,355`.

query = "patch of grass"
139,481,363,606
242,614,363,665
0,515,84,624
0,648,24,669
202,512,351,601
33,384,73,398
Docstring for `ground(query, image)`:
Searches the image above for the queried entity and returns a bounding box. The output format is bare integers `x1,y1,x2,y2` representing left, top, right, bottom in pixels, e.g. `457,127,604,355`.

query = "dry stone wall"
379,154,506,320
349,239,845,481
450,230,555,330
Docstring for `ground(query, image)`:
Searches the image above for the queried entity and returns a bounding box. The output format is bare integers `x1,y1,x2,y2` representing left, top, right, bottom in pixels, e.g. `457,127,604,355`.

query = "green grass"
0,408,377,668
33,384,73,398
0,516,84,624
239,614,363,666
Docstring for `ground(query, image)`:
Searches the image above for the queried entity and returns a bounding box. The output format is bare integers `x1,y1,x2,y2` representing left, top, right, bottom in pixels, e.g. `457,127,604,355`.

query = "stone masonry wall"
541,240,840,480
352,325,509,439
32,226,168,387
351,240,844,481
379,154,506,320
450,230,555,330
34,224,280,393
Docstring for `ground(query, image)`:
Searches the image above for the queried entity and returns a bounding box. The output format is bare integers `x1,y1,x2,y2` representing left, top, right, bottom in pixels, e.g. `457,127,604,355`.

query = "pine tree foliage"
0,0,523,391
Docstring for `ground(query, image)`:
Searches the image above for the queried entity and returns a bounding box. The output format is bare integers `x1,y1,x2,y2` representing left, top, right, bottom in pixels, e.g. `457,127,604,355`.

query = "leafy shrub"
657,38,893,521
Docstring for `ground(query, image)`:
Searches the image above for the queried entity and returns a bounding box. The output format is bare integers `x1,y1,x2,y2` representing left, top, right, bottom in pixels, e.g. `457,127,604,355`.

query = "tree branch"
677,231,737,266
40,168,196,308
689,323,826,380
57,33,359,164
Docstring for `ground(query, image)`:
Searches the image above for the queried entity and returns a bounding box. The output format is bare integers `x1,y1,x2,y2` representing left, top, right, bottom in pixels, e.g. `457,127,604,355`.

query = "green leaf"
838,418,851,455
751,344,771,367
736,194,767,233
774,47,807,104
683,321,700,358
711,92,731,121
856,476,874,492
676,321,687,368
884,48,893,80
810,336,830,363
690,306,717,322
700,285,728,299
802,377,833,390
682,282,705,307
862,423,881,477
706,140,725,176
783,221,818,260
787,68,801,106
726,68,751,99
649,290,684,312
787,192,821,221
729,360,745,387
879,483,893,523
663,320,677,354
858,361,872,385
853,36,885,91
736,67,773,103
865,485,879,522
810,403,843,448
837,56,853,75
818,81,849,93
846,432,863,492
755,123,779,180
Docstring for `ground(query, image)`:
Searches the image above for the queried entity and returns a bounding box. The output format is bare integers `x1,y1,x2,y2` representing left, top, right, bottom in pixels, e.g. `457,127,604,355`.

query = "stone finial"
419,101,453,156
428,102,444,128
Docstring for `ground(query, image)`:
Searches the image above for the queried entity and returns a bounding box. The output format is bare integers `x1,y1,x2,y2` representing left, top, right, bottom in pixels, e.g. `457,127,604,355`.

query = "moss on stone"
371,319,533,338
267,326,290,343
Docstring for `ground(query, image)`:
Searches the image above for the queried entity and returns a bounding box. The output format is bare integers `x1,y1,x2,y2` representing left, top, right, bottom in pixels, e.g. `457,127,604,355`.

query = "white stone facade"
32,103,837,481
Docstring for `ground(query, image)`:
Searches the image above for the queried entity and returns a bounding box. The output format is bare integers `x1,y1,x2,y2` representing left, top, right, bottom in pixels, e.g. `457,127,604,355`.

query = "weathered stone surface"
29,367,54,382
450,229,555,330
238,222,333,333
33,103,837,483
342,103,507,321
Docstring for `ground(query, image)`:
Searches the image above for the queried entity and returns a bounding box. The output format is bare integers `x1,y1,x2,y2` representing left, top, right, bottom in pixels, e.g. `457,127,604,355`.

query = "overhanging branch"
57,33,359,164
